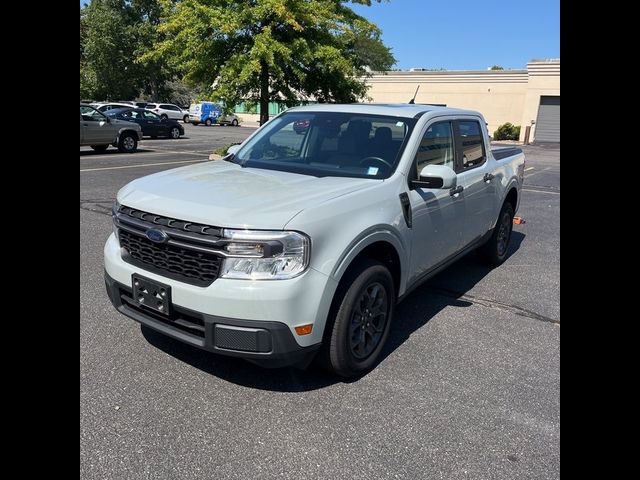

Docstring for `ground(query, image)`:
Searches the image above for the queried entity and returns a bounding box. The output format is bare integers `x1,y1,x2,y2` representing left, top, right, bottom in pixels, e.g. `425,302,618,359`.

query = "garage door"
534,96,560,143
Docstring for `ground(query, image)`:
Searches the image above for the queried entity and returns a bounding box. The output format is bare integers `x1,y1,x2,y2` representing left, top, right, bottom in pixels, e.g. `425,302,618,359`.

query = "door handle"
449,185,464,197
484,173,495,183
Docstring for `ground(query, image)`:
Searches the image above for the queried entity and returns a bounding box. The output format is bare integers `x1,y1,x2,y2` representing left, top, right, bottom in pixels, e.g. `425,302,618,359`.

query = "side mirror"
412,164,457,189
227,144,241,155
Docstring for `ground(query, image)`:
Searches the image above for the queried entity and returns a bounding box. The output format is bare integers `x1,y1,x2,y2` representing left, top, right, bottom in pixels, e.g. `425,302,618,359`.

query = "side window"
457,120,485,170
80,106,105,122
415,121,454,174
143,111,160,120
146,104,157,109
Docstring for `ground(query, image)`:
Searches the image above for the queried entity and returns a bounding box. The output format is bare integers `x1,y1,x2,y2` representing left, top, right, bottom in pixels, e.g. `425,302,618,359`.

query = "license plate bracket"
132,274,171,316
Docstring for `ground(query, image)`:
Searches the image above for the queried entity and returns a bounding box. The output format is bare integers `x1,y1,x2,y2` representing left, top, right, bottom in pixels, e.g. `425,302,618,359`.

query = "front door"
406,120,467,283
80,106,113,144
143,110,166,136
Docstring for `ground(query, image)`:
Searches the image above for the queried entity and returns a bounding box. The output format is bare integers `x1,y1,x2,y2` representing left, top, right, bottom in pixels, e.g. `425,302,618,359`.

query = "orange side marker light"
295,324,313,336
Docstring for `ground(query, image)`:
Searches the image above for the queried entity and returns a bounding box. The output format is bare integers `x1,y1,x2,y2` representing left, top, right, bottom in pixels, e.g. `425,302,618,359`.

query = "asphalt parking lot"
80,123,560,479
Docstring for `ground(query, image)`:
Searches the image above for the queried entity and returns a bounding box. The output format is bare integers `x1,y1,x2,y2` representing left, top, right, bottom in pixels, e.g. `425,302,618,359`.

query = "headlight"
220,229,310,280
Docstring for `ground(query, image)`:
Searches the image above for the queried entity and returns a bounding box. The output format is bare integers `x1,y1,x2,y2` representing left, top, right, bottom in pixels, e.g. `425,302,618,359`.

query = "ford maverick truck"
104,104,525,377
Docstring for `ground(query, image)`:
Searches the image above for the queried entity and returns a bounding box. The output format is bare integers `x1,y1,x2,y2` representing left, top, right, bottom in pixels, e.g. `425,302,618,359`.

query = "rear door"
160,104,181,120
453,119,495,246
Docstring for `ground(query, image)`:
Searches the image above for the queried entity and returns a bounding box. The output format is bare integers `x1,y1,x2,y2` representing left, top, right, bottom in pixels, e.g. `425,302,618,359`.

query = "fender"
489,177,521,229
331,225,410,296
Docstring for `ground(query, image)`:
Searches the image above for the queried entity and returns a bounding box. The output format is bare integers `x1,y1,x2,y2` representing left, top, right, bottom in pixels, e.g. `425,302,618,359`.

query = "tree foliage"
145,0,395,122
80,0,178,101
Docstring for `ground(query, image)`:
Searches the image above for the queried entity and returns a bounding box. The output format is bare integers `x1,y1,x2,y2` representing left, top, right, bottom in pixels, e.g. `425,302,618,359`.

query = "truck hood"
117,160,380,229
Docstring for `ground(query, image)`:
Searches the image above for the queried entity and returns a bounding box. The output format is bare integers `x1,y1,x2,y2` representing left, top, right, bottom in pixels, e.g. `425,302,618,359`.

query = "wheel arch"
330,228,408,299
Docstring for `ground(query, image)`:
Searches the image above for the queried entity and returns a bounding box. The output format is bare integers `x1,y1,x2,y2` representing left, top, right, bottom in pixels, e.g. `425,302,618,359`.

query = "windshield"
232,111,416,178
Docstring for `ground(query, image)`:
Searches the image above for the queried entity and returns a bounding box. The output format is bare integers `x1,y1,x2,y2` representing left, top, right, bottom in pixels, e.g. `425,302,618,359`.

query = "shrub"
213,144,231,156
493,123,521,141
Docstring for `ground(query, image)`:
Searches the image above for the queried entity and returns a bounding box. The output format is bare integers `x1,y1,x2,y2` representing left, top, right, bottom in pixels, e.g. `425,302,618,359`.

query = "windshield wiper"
222,153,242,165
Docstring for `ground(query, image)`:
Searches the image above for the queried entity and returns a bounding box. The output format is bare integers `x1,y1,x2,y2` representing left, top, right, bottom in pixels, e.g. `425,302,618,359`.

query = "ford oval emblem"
146,228,169,244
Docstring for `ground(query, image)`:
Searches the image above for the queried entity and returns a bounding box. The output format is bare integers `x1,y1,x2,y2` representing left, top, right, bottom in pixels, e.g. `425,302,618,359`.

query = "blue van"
188,102,222,126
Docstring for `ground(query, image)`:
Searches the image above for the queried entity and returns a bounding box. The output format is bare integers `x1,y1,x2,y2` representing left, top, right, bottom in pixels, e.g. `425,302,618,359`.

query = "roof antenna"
408,85,420,104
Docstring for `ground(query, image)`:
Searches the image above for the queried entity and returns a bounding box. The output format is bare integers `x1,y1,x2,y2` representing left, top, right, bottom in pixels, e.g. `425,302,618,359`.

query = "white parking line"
523,188,560,195
80,149,206,160
80,159,206,172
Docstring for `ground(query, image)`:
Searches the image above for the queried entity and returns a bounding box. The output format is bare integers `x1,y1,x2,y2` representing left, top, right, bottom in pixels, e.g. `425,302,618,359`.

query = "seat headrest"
374,127,392,143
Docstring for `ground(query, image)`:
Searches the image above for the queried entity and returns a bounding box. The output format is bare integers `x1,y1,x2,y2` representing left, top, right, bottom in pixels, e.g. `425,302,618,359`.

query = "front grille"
119,229,222,286
119,205,223,238
115,205,224,286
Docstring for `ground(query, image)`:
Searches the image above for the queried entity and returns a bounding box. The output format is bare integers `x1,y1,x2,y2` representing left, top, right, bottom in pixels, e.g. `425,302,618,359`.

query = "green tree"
490,65,504,70
80,0,140,100
146,0,395,124
80,0,180,101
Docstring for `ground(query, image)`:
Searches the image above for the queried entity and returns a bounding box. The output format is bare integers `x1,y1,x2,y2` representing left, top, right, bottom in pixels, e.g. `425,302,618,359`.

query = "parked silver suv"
80,104,143,153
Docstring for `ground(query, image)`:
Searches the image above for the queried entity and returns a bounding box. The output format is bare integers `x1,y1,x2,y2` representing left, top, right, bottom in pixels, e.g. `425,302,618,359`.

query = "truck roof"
286,103,479,118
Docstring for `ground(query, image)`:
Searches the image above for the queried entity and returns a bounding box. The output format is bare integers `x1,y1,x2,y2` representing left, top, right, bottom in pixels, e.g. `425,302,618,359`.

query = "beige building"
365,59,560,143
235,59,559,143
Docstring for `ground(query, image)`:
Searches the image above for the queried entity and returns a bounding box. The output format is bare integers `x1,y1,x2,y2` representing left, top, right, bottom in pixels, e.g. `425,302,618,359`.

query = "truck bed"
491,146,523,161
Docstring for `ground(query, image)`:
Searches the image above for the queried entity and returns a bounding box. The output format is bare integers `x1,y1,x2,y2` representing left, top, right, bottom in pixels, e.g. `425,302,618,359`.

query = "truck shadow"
142,231,525,391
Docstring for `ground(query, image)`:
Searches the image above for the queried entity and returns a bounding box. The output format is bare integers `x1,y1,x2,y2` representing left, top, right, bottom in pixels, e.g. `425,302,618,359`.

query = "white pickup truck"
104,104,525,377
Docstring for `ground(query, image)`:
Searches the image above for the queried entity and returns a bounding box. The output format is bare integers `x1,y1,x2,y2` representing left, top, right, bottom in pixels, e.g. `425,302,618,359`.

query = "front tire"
478,202,514,266
117,132,138,153
231,118,239,126
321,259,395,377
205,118,213,126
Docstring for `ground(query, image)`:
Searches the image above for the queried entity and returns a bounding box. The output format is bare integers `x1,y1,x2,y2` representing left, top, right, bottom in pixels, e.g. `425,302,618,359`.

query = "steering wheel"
358,156,392,169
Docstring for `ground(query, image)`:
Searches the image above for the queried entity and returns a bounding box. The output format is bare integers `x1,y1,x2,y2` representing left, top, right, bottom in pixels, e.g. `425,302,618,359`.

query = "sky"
80,0,560,70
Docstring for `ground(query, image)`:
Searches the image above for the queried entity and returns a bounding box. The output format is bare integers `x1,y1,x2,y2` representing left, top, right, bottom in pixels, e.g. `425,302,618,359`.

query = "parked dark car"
104,108,184,139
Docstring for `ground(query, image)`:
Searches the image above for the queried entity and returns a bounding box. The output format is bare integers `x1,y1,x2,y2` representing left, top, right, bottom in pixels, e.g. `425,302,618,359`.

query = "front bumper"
105,271,321,368
104,232,337,367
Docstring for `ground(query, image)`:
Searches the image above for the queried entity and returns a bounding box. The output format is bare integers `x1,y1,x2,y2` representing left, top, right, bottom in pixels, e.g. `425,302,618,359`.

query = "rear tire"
183,115,189,123
169,126,181,139
231,119,239,126
478,202,514,266
320,259,395,378
205,118,213,126
117,132,138,153
90,145,108,152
